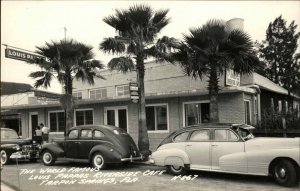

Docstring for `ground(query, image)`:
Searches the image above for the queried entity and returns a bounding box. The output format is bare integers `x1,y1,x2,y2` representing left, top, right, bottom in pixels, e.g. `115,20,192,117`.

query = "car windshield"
1,129,19,139
235,128,254,141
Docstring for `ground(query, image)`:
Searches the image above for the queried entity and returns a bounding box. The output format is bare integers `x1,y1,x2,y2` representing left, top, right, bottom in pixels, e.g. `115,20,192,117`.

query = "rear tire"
41,150,56,166
166,165,186,176
0,150,11,165
91,152,106,170
273,159,297,187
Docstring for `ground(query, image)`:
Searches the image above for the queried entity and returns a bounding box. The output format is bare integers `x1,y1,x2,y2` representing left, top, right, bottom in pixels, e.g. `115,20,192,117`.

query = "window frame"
172,131,190,143
182,100,210,127
72,91,82,100
48,110,65,133
74,108,94,126
68,129,79,139
93,129,106,139
115,84,130,97
188,129,211,142
79,129,92,139
146,103,169,133
89,88,107,99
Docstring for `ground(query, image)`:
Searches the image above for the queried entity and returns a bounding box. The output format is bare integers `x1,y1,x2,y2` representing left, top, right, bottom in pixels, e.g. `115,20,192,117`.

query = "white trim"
182,100,210,127
29,112,38,139
146,103,169,133
89,88,107,99
74,108,94,126
104,106,129,133
48,110,65,133
244,99,251,124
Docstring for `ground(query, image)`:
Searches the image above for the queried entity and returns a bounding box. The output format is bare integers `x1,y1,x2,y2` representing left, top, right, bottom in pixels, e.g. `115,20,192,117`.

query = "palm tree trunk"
64,72,74,132
136,57,150,154
208,66,219,123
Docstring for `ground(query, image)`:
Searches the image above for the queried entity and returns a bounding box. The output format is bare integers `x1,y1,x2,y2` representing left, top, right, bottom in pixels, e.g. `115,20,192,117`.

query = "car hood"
1,138,32,145
245,137,299,151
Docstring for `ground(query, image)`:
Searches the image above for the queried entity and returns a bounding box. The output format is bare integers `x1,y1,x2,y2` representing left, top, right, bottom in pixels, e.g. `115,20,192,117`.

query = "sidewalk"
1,182,16,191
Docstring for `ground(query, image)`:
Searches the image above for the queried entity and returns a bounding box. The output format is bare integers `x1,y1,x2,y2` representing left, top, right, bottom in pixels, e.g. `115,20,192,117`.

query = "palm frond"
107,57,135,73
100,37,126,54
32,72,53,88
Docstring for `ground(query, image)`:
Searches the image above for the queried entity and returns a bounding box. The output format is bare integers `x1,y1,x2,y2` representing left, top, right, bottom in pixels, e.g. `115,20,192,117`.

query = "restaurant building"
2,61,299,150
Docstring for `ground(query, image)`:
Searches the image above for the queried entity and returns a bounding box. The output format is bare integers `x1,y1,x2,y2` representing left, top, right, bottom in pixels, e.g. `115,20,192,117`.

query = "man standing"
40,123,49,143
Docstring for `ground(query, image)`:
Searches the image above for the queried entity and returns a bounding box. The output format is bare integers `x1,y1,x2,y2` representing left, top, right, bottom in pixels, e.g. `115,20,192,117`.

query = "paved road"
1,160,299,191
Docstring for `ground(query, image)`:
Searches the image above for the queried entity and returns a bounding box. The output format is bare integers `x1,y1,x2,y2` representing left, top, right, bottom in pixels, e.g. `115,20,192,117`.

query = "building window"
184,102,210,126
146,104,168,131
49,111,65,132
244,100,251,125
75,109,93,126
90,88,107,99
116,85,130,96
73,92,82,100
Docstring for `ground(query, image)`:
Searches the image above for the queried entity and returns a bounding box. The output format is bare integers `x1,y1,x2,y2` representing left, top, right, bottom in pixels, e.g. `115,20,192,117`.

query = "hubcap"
1,151,7,164
43,153,52,164
171,165,182,171
94,155,103,168
277,168,286,178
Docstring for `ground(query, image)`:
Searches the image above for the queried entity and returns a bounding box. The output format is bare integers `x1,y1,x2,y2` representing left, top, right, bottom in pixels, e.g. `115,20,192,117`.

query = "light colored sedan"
150,124,300,187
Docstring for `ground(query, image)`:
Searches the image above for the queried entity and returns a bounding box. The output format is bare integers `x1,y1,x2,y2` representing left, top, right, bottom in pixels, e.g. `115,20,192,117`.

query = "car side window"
94,130,105,139
173,132,189,142
80,129,92,138
214,129,239,141
228,130,238,141
68,130,78,139
214,129,227,141
189,129,210,141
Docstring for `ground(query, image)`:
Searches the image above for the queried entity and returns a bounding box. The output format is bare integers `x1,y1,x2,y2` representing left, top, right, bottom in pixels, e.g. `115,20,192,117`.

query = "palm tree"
174,20,259,123
100,4,177,155
29,39,104,131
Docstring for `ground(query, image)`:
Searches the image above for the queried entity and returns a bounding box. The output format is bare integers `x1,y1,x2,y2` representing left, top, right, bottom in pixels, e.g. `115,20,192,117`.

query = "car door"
77,129,94,159
211,129,246,172
65,129,80,158
184,129,211,170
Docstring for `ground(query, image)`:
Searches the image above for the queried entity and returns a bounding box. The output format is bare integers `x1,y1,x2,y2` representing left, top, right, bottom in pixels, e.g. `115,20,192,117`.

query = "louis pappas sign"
5,48,44,62
129,82,139,103
225,69,240,86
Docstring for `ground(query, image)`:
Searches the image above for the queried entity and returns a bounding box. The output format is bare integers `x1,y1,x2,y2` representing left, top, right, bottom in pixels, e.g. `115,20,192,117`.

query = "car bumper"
10,151,39,160
121,155,144,162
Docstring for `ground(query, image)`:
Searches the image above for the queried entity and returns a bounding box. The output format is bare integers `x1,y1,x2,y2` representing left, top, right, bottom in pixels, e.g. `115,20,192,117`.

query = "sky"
1,1,300,93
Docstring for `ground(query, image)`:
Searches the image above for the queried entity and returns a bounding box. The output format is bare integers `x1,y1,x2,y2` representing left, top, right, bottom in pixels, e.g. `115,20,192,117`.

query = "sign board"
5,48,44,62
129,82,139,103
225,69,240,86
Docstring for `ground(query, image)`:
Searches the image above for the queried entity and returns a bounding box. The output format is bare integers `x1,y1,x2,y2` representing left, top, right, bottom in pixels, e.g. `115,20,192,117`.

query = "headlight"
12,145,20,151
33,140,36,144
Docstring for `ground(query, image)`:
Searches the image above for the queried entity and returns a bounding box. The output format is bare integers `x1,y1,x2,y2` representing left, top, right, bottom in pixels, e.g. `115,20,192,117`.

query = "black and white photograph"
1,1,300,191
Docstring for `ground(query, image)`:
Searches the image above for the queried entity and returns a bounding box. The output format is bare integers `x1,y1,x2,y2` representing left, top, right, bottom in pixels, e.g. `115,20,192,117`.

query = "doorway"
29,112,38,139
104,107,128,132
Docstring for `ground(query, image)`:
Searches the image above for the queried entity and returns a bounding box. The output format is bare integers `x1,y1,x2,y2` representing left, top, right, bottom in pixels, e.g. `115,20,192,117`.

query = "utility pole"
64,27,67,42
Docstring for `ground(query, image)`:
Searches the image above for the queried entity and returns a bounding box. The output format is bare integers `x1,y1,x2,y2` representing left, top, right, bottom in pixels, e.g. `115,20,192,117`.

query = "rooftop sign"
5,48,44,62
225,69,240,86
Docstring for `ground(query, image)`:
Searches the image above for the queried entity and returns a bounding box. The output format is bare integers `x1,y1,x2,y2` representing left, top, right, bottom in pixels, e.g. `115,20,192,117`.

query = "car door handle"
75,142,81,144
211,144,218,146
186,144,193,146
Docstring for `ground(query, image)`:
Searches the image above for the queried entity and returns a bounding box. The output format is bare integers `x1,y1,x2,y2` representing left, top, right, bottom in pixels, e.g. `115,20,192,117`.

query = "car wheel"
273,159,297,187
91,152,106,170
0,150,10,165
42,150,56,166
167,165,186,176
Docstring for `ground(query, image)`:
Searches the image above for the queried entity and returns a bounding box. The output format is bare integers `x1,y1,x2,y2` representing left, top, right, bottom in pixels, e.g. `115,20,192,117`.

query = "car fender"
89,144,122,164
219,152,248,173
40,143,64,157
246,148,300,175
152,148,190,167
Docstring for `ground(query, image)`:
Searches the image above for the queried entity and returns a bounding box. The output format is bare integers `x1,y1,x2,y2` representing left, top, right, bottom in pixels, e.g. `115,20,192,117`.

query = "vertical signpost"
129,82,139,103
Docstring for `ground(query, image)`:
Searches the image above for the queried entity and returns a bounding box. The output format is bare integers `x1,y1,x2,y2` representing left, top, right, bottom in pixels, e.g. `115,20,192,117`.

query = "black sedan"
1,128,40,165
40,125,143,169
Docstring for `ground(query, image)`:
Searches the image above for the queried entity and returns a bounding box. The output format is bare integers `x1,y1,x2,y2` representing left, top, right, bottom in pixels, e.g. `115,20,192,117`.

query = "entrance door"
29,112,38,139
184,102,210,126
104,107,127,132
